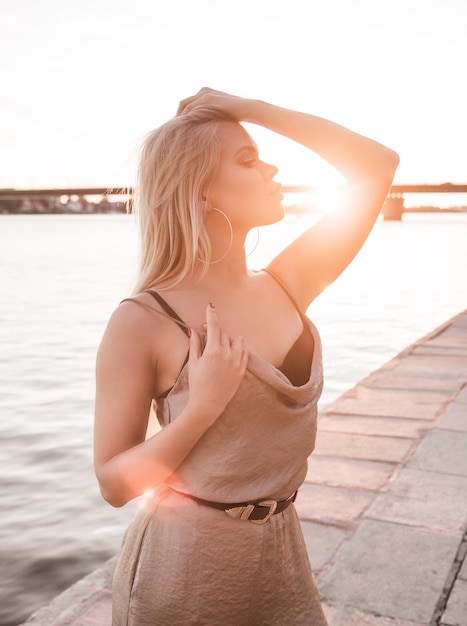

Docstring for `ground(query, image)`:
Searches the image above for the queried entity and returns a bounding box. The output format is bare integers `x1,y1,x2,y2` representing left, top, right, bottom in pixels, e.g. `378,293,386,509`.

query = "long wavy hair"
131,107,235,293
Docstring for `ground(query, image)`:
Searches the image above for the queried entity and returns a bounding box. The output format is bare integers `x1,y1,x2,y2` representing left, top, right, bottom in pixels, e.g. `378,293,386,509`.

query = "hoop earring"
246,227,260,257
197,207,233,265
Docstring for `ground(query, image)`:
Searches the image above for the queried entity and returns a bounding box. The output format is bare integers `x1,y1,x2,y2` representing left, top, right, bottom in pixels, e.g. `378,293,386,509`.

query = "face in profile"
207,122,284,230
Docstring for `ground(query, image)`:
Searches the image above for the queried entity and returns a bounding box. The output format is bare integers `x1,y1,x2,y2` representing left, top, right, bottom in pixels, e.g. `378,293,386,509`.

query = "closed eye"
235,145,259,166
241,156,257,166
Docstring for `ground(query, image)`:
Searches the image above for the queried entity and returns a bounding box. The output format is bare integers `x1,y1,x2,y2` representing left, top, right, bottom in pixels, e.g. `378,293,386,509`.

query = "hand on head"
176,87,251,121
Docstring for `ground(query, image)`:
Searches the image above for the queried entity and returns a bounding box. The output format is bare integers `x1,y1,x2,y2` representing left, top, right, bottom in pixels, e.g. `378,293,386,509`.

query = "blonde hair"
131,107,235,293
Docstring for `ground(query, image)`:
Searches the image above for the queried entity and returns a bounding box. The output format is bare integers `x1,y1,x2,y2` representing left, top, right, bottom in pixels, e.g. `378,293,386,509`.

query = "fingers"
176,96,195,116
177,88,207,115
205,302,221,349
230,335,249,373
187,304,248,421
177,87,225,116
205,304,236,351
188,327,202,366
204,303,248,368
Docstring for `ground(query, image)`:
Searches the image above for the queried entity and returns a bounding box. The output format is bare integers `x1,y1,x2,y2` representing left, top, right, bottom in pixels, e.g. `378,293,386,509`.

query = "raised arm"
179,88,400,310
255,102,399,309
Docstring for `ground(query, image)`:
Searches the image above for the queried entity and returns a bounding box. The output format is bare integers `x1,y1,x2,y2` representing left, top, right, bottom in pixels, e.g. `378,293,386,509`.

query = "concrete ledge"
21,557,116,626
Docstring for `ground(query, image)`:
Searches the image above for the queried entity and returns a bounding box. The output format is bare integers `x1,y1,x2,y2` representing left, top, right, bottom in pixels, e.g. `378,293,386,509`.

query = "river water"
1,212,466,625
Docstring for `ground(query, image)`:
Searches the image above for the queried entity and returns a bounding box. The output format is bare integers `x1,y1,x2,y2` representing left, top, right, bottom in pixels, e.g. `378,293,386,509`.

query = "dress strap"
145,290,191,338
262,268,302,315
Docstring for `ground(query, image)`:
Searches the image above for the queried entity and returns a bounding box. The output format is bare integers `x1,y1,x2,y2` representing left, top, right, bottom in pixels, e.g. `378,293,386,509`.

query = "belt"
171,489,298,525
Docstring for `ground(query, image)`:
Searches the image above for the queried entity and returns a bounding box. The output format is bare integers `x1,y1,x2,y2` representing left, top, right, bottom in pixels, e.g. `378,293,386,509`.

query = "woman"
94,87,399,625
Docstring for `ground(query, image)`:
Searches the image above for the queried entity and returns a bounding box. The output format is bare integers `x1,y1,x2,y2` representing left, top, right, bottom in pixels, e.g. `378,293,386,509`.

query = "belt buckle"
250,499,278,525
225,499,278,524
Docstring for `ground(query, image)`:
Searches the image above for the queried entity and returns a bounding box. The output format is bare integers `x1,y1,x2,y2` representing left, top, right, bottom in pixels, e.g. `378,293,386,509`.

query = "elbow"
95,464,133,508
382,148,400,177
388,150,400,189
388,148,400,171
350,147,400,187
99,483,129,508
373,148,399,188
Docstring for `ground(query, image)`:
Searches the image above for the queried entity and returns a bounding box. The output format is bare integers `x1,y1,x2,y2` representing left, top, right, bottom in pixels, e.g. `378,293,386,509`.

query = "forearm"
97,401,215,507
243,100,399,182
95,304,248,508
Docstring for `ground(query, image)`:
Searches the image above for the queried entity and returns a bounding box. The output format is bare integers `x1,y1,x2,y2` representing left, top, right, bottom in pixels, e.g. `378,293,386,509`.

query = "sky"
0,0,466,190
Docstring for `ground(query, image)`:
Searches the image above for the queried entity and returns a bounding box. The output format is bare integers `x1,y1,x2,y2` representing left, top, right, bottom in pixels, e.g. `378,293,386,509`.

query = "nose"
261,160,278,180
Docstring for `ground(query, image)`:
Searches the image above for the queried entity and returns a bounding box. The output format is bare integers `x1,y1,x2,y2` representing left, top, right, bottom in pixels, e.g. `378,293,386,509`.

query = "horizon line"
2,182,467,199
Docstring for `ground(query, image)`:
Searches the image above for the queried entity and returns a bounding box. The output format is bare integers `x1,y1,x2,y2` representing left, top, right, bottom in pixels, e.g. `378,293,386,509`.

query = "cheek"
210,171,252,206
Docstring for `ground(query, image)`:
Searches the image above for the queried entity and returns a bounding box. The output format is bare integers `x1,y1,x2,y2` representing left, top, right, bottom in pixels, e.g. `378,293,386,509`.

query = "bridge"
285,183,467,220
1,183,467,220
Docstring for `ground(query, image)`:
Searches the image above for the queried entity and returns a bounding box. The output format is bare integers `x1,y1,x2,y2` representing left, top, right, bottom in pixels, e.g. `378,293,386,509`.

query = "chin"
268,203,286,224
251,201,285,228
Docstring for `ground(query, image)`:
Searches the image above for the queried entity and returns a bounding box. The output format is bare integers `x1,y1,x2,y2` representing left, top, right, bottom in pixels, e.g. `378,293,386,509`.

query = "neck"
204,238,249,284
175,237,248,290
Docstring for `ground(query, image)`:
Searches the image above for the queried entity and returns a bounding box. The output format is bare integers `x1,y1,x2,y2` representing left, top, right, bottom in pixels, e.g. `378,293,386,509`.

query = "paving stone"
319,414,429,439
365,493,467,535
451,313,467,328
425,325,467,349
306,456,396,491
409,429,467,477
313,431,415,463
441,578,467,626
297,483,373,525
361,370,460,393
455,386,467,404
388,467,467,501
436,401,467,432
317,519,459,623
300,521,350,572
460,553,467,580
328,386,444,420
390,353,467,381
365,467,467,534
414,345,467,359
322,604,427,626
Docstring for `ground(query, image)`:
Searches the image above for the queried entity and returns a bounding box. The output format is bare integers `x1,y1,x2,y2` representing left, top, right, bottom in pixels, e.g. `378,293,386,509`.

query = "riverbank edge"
22,309,467,626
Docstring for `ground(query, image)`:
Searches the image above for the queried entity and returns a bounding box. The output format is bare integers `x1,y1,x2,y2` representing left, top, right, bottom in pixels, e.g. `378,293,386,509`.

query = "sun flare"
284,187,343,215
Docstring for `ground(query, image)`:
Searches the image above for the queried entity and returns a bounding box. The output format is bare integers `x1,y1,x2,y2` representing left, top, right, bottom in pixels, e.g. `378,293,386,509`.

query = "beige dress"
112,291,328,626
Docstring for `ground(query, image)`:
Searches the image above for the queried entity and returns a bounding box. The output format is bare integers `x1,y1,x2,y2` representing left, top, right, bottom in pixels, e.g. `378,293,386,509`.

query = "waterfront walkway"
23,311,467,626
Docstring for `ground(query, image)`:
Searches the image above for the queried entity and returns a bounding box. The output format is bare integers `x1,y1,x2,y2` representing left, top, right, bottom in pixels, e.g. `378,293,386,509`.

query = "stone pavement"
23,311,467,626
299,309,467,626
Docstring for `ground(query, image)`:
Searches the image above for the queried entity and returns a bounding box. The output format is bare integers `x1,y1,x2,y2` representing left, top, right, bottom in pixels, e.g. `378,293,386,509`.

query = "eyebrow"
233,145,259,157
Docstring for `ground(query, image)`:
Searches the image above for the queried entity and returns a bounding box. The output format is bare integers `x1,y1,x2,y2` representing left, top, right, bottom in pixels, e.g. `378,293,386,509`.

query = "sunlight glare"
137,489,156,510
284,187,343,215
312,187,343,213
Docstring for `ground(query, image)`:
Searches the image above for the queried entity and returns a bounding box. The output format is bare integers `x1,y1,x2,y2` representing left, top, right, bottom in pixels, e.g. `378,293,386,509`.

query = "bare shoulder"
100,293,161,349
97,295,158,384
97,292,190,399
99,291,185,361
